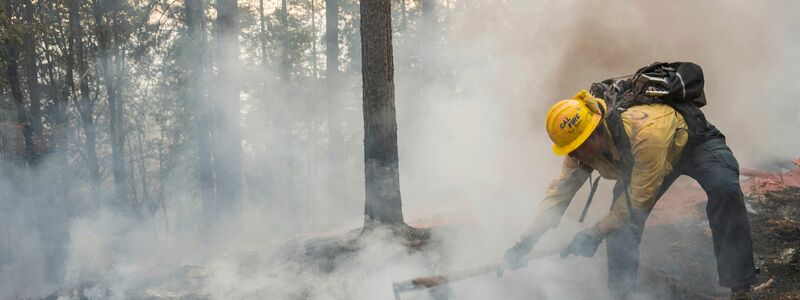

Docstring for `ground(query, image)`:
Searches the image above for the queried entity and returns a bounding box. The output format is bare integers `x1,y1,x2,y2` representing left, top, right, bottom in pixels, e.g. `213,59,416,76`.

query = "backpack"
589,62,719,144
591,62,707,109
580,62,720,224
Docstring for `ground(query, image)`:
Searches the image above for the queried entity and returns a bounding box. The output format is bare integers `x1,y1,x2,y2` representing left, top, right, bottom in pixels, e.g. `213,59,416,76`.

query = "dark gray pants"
606,137,757,297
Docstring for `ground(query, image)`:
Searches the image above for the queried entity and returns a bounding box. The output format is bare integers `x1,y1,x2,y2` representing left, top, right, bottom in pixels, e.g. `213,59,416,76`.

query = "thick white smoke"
1,0,798,299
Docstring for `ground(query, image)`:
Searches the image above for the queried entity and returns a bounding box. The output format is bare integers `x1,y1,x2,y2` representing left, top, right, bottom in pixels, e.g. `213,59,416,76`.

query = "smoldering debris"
33,158,800,300
40,223,446,300
634,159,800,300
745,176,800,298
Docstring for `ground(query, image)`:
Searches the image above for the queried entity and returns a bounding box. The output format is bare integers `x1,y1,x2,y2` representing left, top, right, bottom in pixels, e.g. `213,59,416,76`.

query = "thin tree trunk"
136,129,150,213
258,0,268,67
279,0,297,212
399,0,406,29
93,0,128,205
280,0,290,80
21,0,43,137
421,0,436,84
156,138,170,233
186,0,215,222
112,48,128,205
3,1,37,165
360,0,404,225
325,0,345,209
310,0,318,77
256,0,276,204
48,48,71,200
127,136,139,214
214,0,244,214
307,0,319,224
59,0,77,200
406,0,436,151
2,0,56,282
325,0,339,73
71,0,101,195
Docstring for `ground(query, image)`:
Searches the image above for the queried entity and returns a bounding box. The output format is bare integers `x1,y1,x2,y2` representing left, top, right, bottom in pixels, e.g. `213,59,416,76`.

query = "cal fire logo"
560,112,581,130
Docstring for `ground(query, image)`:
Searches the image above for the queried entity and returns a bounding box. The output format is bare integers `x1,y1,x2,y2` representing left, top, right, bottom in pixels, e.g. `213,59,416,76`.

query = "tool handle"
393,246,564,293
497,246,564,277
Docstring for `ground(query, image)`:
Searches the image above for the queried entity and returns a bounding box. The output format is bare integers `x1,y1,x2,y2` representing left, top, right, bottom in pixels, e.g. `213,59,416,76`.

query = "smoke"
1,0,799,299
395,0,800,298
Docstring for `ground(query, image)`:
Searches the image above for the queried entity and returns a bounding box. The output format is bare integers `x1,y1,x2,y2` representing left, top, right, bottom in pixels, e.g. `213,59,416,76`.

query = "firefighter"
502,90,756,299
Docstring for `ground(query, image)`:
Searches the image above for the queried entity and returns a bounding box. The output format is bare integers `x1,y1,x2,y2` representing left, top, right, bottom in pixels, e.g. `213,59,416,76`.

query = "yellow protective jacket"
524,104,689,237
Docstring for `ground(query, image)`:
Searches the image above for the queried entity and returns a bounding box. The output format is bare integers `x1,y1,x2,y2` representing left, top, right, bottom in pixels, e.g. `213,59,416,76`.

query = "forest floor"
637,159,800,299
298,159,800,300
44,160,800,300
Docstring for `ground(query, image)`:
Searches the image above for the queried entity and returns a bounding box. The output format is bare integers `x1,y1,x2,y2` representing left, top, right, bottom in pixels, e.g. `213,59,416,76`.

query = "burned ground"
748,186,800,299
289,164,800,300
41,163,800,300
637,163,800,299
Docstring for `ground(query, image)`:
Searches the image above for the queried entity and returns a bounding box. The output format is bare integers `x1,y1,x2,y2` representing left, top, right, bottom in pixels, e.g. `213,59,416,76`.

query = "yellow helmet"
545,90,607,156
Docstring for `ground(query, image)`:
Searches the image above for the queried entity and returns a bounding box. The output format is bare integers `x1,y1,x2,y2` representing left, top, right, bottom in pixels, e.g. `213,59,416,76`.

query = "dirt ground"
43,161,800,299
637,161,800,299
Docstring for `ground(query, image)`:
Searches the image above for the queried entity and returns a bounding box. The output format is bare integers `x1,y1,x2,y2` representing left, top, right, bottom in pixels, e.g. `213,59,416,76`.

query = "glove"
502,235,537,270
560,227,603,258
572,89,606,115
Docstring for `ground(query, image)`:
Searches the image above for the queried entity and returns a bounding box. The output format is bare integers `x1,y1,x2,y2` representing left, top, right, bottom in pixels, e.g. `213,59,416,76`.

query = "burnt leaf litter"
44,165,800,299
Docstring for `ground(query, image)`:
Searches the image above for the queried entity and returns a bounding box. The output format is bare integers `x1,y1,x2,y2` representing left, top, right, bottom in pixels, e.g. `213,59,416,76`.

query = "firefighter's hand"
502,235,537,270
561,227,603,258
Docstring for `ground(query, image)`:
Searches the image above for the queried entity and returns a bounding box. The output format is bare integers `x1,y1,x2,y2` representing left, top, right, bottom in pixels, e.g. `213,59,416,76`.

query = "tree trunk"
399,0,406,29
49,46,71,199
311,0,318,77
59,0,77,200
279,0,290,80
280,0,290,75
360,0,404,225
21,0,42,137
71,0,101,195
258,0,268,67
214,0,244,214
279,0,297,212
2,0,37,165
256,0,276,204
186,0,216,222
127,136,139,213
109,48,127,206
326,0,345,209
136,129,150,214
156,138,170,233
421,0,436,84
93,0,128,205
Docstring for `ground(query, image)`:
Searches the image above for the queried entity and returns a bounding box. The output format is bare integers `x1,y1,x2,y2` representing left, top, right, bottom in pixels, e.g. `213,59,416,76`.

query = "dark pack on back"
590,61,706,109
